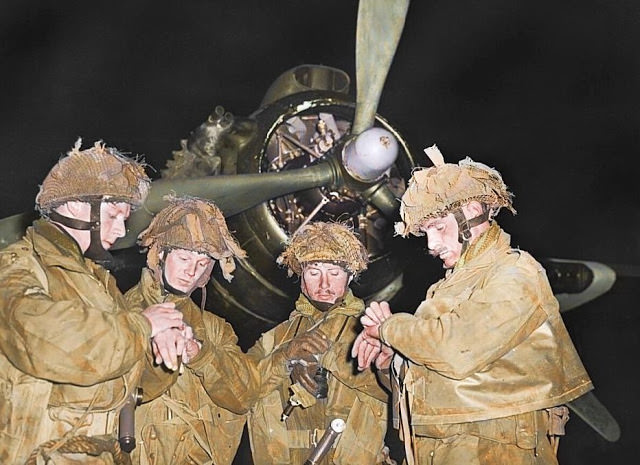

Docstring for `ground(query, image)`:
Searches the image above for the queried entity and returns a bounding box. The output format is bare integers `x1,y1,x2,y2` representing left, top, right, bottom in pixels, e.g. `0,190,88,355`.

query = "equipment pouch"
248,390,290,465
333,396,386,464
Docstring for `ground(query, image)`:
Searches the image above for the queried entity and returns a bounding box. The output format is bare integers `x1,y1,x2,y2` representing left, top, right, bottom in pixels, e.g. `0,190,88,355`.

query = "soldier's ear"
65,200,89,219
465,200,485,218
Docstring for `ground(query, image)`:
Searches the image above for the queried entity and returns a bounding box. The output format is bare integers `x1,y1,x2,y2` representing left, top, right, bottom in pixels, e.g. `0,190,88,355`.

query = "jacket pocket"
334,397,386,464
0,374,52,464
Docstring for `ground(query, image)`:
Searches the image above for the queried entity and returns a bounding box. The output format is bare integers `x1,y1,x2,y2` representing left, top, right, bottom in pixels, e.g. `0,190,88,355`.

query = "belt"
288,428,338,449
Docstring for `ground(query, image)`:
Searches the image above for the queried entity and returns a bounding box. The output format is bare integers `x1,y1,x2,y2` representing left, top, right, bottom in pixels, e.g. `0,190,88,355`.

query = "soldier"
125,195,289,465
0,140,185,465
353,145,594,465
247,221,391,465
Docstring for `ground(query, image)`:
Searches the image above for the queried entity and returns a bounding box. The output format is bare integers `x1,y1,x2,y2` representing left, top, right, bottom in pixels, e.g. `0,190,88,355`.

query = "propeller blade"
567,391,621,442
0,211,38,250
543,259,617,312
352,0,410,135
0,163,335,251
114,161,337,249
361,182,400,220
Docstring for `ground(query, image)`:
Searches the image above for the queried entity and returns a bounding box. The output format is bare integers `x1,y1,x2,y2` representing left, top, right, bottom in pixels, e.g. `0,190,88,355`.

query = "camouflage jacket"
0,220,151,465
379,225,593,440
125,268,288,465
247,291,389,465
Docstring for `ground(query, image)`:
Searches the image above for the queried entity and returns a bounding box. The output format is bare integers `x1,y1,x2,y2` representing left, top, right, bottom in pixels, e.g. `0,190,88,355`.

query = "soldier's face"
100,202,131,250
301,262,350,304
163,248,214,294
58,200,130,252
420,213,462,269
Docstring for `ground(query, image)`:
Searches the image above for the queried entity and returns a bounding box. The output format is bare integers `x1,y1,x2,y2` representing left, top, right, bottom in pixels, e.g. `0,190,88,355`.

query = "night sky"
1,1,638,463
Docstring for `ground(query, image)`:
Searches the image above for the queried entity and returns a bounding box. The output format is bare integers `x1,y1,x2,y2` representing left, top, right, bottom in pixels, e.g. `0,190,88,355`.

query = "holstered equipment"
304,418,346,465
118,387,143,453
546,405,570,455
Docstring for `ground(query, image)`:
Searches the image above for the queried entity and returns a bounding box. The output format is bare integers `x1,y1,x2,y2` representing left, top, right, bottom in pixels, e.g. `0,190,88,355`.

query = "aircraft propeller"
0,0,622,446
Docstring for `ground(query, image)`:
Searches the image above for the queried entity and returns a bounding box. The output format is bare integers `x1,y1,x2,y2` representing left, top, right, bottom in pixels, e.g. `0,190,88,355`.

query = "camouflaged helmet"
277,221,369,277
138,195,247,283
395,144,515,237
35,139,150,213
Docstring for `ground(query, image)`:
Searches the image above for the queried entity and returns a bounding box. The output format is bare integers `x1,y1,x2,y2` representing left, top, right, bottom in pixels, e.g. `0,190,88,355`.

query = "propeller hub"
342,127,399,183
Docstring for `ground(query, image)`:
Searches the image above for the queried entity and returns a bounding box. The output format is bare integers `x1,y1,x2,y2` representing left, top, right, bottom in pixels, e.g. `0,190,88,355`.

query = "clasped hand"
142,302,200,371
352,301,394,371
284,328,330,395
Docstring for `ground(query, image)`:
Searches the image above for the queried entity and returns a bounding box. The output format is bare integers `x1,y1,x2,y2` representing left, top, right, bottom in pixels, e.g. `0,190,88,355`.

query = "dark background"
1,1,638,463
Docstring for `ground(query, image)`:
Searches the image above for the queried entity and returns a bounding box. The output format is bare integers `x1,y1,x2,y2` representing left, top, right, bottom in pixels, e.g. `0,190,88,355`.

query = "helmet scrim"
395,144,515,237
36,138,150,213
277,221,369,277
138,195,247,283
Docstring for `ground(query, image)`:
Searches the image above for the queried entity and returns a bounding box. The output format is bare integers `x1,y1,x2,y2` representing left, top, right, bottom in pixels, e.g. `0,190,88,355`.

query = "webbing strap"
288,428,336,449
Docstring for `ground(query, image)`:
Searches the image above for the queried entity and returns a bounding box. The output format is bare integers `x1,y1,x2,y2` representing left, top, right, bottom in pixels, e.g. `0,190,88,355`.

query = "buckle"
310,428,320,448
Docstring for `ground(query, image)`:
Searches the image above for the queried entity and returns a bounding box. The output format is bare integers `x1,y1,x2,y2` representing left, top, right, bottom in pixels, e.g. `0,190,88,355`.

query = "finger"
361,341,374,368
298,372,319,395
156,302,177,310
365,302,387,323
379,301,393,318
147,313,185,336
175,335,186,359
364,343,381,368
306,331,330,349
158,339,178,371
357,340,373,370
300,336,330,355
156,343,172,370
352,332,375,359
313,329,328,340
152,340,162,365
168,338,179,369
364,306,381,325
351,332,364,358
361,314,378,327
185,340,200,361
304,340,330,355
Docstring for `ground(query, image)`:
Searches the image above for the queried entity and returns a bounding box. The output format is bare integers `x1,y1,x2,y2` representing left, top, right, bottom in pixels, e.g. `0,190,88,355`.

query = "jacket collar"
448,223,511,275
138,267,191,306
29,219,91,273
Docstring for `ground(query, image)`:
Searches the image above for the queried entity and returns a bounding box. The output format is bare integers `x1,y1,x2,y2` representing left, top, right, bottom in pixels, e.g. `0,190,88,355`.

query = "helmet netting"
277,221,369,277
395,146,515,237
36,138,150,213
138,195,246,283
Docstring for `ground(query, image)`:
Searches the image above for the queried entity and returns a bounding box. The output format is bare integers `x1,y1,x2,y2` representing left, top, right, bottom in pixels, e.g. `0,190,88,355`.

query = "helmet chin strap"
451,204,490,254
158,257,207,308
159,258,189,297
158,252,213,312
47,203,114,268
